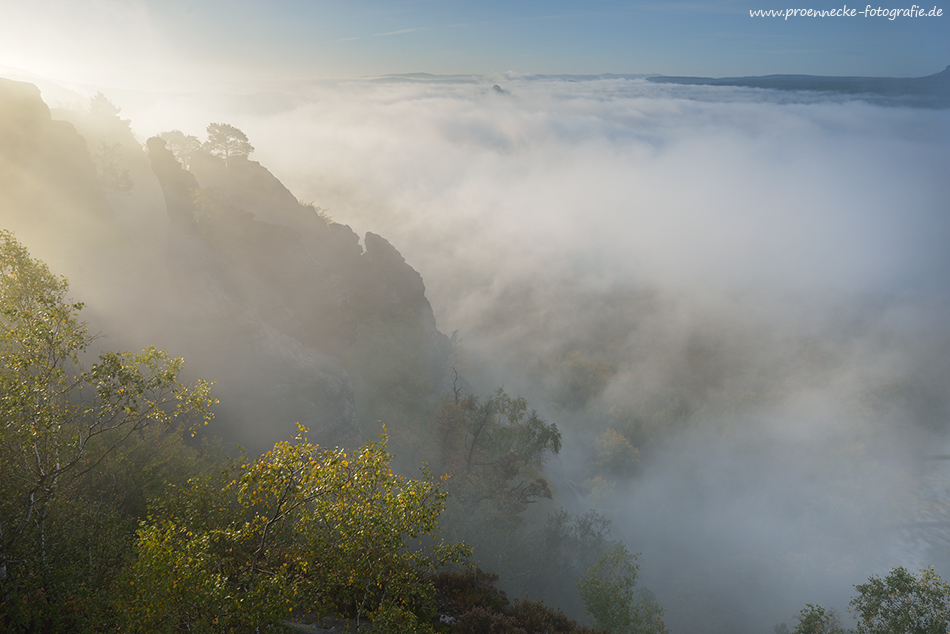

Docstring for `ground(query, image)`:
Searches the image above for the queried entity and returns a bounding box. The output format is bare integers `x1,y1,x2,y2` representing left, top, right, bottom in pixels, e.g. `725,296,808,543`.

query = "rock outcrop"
0,79,108,220
0,78,119,285
0,78,452,454
145,137,451,451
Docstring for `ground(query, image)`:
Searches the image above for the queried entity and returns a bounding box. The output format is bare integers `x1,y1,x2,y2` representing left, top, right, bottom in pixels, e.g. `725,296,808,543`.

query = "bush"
850,566,950,634
117,429,468,632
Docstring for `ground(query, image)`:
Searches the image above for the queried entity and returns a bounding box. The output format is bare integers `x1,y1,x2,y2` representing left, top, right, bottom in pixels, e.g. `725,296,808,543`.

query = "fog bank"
38,75,950,632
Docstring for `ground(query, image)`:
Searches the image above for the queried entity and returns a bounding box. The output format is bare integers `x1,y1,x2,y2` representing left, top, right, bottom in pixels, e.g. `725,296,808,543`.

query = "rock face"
144,137,452,451
0,79,107,219
147,136,201,233
0,78,119,284
0,78,452,454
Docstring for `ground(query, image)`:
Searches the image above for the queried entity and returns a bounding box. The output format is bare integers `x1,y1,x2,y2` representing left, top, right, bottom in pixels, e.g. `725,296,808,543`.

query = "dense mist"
8,72,950,632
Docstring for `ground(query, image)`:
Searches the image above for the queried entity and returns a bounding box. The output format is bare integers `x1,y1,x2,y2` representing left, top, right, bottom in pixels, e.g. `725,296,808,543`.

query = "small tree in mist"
88,92,131,132
577,544,667,634
157,130,201,169
436,387,561,570
519,508,617,618
87,92,134,194
204,122,254,165
439,387,561,478
89,91,121,119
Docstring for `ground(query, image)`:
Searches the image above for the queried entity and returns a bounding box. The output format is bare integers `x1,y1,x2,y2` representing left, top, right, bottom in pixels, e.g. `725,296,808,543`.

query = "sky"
0,0,947,90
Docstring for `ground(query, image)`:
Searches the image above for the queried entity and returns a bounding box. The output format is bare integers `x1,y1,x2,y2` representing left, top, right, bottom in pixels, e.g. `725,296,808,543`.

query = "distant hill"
648,65,950,107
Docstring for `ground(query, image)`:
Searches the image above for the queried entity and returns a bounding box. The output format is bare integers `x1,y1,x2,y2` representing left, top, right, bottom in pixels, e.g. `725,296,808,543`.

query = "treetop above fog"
204,122,254,165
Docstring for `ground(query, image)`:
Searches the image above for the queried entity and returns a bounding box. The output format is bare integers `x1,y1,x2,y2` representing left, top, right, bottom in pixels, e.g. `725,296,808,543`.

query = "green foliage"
120,429,469,633
0,231,215,632
263,430,468,624
792,604,845,634
118,513,290,633
577,544,667,634
849,566,950,634
204,122,254,165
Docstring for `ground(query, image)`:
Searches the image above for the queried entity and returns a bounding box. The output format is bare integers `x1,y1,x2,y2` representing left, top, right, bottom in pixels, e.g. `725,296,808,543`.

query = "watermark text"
750,5,943,19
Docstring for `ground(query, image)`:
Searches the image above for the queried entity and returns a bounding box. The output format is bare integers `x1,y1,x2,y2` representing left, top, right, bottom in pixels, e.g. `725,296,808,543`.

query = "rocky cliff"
0,78,452,453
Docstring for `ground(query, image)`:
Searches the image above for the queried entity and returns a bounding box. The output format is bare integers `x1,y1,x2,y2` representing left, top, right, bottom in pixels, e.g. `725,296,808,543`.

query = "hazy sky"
1,0,947,90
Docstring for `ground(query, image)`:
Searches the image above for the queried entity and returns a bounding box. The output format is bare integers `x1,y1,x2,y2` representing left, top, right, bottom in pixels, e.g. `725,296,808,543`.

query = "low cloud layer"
61,75,950,632
235,78,950,296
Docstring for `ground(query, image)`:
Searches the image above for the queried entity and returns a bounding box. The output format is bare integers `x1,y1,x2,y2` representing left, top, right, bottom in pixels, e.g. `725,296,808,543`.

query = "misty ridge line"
646,63,950,107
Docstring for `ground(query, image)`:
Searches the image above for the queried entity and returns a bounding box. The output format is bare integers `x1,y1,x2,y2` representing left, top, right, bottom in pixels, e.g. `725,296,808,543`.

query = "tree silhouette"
204,122,254,165
158,130,201,169
89,91,121,118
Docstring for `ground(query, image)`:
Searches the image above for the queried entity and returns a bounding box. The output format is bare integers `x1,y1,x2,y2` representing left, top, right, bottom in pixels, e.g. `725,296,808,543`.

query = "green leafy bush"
119,428,469,633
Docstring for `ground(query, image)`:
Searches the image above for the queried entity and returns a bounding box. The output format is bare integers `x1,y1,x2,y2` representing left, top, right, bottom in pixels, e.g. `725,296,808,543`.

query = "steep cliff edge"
0,78,121,289
0,79,107,220
146,136,452,450
0,79,452,453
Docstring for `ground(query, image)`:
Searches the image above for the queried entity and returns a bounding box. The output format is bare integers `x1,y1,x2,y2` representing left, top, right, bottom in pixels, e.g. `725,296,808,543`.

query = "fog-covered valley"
2,69,950,633
270,75,950,633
